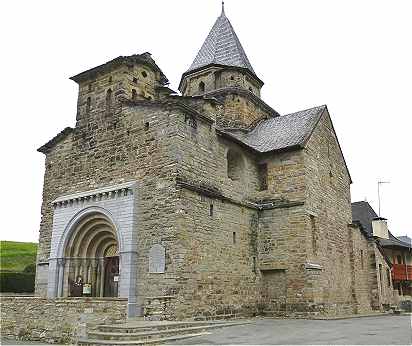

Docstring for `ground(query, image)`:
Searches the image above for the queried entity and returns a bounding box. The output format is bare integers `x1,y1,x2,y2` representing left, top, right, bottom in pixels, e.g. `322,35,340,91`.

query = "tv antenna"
377,181,390,217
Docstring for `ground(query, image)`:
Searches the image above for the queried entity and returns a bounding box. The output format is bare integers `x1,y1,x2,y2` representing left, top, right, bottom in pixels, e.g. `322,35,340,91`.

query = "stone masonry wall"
369,242,394,309
166,108,262,319
348,225,372,313
220,93,270,128
0,297,126,344
300,110,357,315
173,189,260,320
258,205,310,315
256,150,305,202
36,89,183,303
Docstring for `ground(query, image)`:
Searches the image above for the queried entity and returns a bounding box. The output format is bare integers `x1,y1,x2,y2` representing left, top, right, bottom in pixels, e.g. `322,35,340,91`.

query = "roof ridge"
282,105,327,117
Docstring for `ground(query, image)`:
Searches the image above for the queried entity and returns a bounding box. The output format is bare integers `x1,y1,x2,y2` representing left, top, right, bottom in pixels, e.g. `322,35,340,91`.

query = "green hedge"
0,271,35,293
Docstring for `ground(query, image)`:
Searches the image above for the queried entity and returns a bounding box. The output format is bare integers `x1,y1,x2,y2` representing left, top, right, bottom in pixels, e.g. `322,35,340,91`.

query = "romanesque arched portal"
63,212,119,297
47,182,140,316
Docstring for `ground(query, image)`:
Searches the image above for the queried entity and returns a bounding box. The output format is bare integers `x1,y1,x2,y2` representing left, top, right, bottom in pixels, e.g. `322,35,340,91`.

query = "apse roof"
219,105,326,153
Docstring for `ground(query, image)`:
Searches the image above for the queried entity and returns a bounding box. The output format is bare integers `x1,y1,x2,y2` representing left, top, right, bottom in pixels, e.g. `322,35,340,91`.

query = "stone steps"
78,320,251,345
77,332,210,345
97,320,234,333
88,322,246,341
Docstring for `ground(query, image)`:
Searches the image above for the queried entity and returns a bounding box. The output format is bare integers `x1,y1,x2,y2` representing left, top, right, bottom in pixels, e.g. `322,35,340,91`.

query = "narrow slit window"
258,163,268,191
209,204,214,217
360,250,364,269
310,215,317,255
86,97,91,114
105,89,112,113
198,81,205,93
379,264,383,293
232,232,236,244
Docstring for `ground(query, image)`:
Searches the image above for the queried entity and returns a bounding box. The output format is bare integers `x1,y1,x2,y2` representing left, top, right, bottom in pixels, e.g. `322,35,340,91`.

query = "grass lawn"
0,241,38,272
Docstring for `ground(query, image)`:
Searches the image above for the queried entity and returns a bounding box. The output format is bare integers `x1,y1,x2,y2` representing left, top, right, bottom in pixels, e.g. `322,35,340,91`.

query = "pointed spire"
185,5,257,76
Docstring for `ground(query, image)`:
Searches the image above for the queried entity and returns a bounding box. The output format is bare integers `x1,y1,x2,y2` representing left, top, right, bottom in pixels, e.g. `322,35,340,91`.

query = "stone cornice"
179,64,264,91
52,181,136,208
176,176,304,211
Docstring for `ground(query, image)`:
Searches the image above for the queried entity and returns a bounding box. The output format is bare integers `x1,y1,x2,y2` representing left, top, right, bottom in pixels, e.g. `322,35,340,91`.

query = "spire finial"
221,1,225,15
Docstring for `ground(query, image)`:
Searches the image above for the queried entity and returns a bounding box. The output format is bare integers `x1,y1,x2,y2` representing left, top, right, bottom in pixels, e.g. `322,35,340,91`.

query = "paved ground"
172,315,412,345
2,315,411,345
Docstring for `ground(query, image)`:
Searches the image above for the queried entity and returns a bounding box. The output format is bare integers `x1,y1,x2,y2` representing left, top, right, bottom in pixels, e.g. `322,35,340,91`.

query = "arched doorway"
63,212,120,297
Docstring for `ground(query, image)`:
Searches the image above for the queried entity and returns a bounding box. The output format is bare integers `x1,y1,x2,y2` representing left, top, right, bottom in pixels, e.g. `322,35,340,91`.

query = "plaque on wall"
149,244,166,273
82,284,91,295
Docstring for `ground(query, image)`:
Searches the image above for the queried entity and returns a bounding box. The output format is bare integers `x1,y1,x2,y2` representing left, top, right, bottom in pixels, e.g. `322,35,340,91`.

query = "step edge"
78,331,211,345
92,321,250,336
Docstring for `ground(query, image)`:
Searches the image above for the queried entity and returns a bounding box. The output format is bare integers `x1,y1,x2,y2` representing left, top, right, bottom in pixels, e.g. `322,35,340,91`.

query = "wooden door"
104,256,119,297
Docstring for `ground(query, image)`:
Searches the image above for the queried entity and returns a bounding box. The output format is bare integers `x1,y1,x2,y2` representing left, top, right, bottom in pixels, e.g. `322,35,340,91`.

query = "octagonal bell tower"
179,3,264,98
179,3,276,128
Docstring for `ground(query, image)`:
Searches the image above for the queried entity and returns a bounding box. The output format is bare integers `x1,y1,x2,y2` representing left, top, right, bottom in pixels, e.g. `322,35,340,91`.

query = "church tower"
179,3,276,127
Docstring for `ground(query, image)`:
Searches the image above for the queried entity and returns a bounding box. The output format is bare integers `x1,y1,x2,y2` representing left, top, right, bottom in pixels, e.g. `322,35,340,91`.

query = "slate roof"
219,105,326,153
351,201,378,238
398,236,412,245
351,201,411,249
186,7,256,77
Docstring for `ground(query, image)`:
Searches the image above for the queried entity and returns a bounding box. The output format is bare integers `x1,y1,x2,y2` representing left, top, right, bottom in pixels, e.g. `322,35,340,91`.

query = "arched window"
198,81,205,93
86,97,91,114
132,89,137,101
106,89,112,112
227,149,244,181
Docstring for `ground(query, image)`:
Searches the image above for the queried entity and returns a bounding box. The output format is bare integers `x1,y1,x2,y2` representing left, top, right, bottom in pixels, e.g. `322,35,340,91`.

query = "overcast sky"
1,0,411,242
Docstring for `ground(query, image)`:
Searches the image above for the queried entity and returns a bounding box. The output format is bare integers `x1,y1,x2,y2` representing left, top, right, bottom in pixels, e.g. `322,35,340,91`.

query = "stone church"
35,6,394,319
